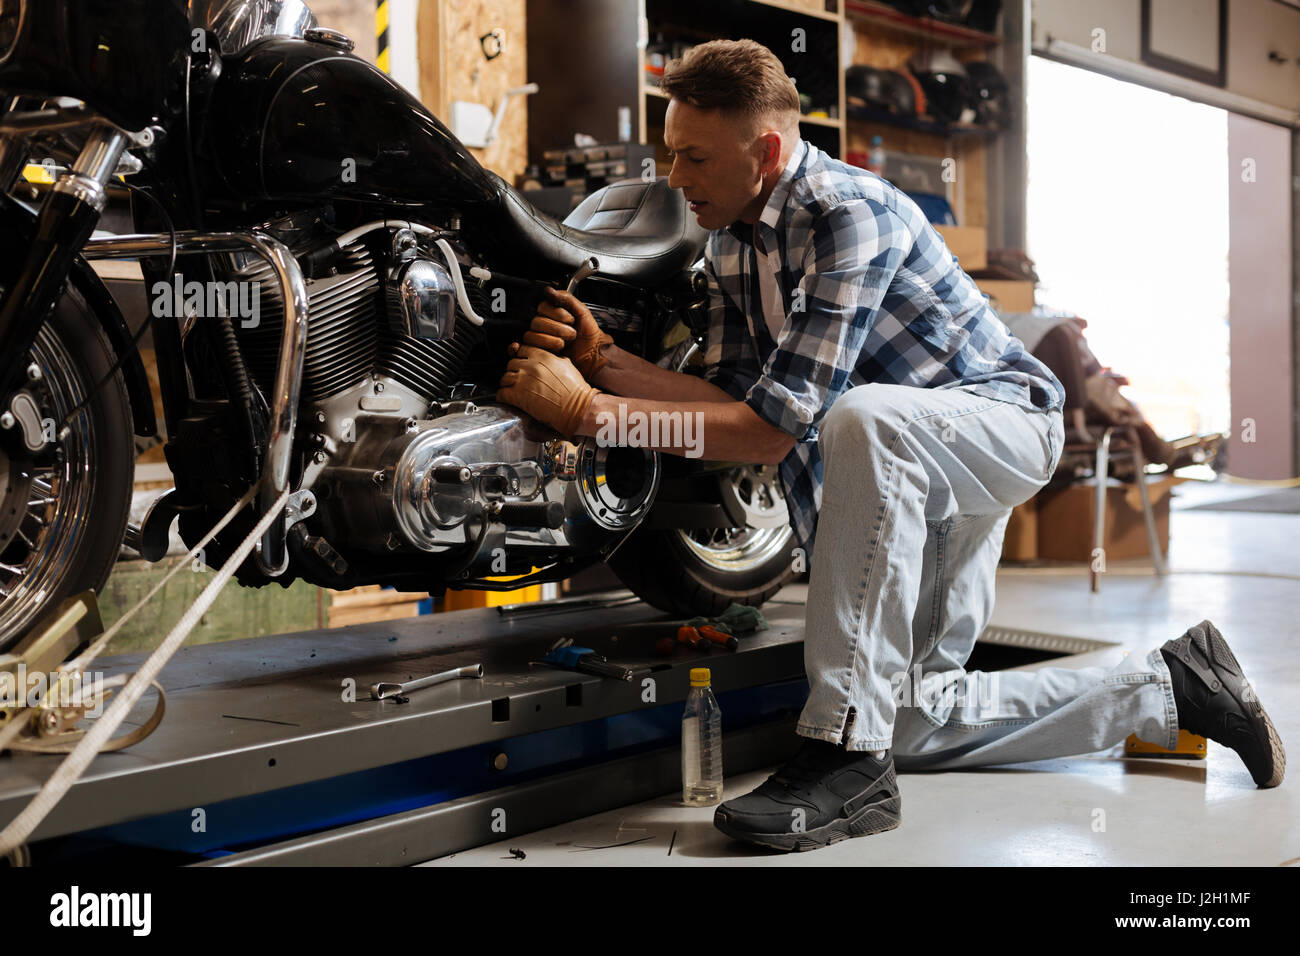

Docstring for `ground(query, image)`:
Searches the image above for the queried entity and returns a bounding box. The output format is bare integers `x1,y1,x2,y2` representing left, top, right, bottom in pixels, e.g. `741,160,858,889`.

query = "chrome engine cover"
313,394,660,573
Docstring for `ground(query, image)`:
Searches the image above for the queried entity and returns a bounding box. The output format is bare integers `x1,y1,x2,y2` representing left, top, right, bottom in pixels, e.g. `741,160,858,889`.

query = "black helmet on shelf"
965,61,1011,128
909,49,975,125
880,70,920,117
846,65,889,109
846,65,919,117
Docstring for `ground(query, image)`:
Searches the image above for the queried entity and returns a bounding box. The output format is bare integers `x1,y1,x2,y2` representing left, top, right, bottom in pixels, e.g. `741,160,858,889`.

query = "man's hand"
497,343,599,438
522,287,614,381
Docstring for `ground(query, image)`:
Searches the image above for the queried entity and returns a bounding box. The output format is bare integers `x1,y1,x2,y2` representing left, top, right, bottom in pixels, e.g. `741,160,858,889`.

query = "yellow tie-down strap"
1125,729,1207,758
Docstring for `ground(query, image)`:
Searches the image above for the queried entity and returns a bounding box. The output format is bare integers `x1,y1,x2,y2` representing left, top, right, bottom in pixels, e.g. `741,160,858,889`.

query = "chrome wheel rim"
676,465,792,573
0,324,97,644
720,463,788,529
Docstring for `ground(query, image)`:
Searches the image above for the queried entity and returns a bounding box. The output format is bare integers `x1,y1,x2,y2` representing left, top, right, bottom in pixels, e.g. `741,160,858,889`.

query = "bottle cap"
689,668,711,687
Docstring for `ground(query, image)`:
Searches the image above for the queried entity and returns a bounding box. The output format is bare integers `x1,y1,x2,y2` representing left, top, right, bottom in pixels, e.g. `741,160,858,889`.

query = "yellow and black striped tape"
375,0,390,74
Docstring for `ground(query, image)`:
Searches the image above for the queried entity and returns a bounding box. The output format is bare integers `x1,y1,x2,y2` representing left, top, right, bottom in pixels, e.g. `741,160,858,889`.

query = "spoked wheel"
0,285,134,650
609,464,798,616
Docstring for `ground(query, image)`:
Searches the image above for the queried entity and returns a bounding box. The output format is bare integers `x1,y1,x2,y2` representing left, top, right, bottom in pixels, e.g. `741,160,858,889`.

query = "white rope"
0,485,290,856
0,485,260,758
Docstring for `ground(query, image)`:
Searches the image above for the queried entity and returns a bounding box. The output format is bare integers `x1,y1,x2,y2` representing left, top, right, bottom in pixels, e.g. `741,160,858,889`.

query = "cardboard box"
936,225,987,271
977,279,1035,312
1000,495,1038,562
1034,475,1180,562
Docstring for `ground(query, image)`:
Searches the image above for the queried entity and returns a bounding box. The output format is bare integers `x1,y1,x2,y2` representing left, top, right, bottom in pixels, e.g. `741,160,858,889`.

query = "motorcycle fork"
0,127,128,403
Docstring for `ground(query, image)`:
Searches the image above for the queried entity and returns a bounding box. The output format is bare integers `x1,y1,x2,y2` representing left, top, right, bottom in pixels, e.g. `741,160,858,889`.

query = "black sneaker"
1161,620,1285,788
713,737,900,852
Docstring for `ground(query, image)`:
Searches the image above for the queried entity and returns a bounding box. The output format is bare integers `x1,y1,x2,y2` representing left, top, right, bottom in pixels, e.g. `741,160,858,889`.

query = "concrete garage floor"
425,479,1299,866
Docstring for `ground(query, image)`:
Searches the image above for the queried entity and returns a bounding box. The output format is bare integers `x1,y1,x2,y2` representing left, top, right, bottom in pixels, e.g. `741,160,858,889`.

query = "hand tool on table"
695,624,739,650
659,603,770,655
538,637,634,681
370,663,484,701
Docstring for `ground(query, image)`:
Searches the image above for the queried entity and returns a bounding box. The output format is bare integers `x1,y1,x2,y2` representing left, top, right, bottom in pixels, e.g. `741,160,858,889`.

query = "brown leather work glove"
497,343,599,438
522,287,614,382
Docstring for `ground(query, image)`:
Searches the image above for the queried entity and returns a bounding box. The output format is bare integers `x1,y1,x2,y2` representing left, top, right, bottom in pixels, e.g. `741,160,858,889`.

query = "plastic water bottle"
867,135,886,177
682,668,723,805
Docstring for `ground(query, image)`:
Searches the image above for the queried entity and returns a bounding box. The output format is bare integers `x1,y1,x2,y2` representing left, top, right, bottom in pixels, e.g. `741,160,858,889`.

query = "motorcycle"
0,0,796,647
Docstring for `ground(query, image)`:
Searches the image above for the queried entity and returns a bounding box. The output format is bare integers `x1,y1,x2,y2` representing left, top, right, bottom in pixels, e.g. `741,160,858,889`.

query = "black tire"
0,280,135,648
609,523,797,617
610,463,798,616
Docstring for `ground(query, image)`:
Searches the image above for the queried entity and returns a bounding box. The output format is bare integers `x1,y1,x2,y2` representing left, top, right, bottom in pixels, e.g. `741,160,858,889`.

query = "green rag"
682,602,768,636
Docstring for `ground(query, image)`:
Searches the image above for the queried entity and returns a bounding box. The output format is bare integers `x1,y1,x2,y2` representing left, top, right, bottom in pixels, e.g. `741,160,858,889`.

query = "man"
497,39,1285,852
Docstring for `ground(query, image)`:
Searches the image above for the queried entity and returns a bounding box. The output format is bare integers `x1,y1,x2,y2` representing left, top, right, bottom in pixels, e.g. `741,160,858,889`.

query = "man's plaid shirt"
701,138,1065,564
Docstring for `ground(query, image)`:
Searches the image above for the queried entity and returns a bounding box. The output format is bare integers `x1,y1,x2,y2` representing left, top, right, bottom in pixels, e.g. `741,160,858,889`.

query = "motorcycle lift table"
0,592,812,865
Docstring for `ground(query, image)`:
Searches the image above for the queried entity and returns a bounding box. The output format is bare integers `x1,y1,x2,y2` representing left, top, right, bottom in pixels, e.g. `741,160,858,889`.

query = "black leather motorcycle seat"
473,174,708,287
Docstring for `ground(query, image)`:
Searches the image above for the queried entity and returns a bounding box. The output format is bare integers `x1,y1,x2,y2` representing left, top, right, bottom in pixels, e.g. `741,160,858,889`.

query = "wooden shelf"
843,0,1000,49
847,106,999,139
748,0,842,24
799,112,843,128
529,0,851,166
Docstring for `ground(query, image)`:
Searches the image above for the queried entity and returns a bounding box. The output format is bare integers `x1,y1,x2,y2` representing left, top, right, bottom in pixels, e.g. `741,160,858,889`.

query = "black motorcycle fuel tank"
202,35,497,209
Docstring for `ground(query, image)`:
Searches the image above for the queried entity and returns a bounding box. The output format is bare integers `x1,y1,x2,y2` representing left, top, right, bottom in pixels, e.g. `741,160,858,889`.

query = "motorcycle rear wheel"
0,282,135,649
609,465,797,616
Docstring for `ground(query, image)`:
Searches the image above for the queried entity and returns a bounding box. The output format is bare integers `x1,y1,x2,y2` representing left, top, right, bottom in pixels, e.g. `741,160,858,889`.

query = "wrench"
370,663,484,701
565,256,599,294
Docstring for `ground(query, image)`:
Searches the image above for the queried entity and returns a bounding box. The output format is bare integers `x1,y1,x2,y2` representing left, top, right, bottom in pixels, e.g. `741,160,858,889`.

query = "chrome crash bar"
80,231,310,576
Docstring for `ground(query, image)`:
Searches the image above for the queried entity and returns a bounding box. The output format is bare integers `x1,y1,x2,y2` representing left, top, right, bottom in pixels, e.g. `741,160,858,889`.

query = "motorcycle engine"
215,215,659,582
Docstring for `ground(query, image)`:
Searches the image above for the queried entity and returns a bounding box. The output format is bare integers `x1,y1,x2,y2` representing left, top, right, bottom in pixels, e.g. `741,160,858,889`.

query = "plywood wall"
310,0,379,62
302,1,529,183
419,0,530,184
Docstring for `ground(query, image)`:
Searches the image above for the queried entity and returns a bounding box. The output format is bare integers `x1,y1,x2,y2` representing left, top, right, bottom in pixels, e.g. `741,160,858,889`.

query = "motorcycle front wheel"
0,280,135,648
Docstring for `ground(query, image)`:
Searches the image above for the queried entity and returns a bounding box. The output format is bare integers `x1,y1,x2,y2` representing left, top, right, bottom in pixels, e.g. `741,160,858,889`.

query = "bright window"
1026,55,1230,439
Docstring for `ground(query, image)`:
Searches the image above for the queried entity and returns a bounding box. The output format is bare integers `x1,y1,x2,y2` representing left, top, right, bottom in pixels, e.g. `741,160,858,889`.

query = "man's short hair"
659,38,801,137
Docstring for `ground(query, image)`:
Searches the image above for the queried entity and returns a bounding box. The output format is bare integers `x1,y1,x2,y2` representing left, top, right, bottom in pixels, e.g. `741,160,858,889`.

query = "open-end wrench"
370,663,484,701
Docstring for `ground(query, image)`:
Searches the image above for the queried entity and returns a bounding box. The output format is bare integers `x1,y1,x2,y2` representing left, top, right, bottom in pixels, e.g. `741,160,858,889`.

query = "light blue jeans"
797,382,1180,769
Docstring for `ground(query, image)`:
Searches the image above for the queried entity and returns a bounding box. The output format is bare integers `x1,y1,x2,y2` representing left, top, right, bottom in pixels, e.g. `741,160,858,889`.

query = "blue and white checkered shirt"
701,138,1065,564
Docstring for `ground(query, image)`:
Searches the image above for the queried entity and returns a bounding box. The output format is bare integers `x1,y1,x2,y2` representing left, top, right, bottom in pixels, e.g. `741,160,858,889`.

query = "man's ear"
757,131,783,176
